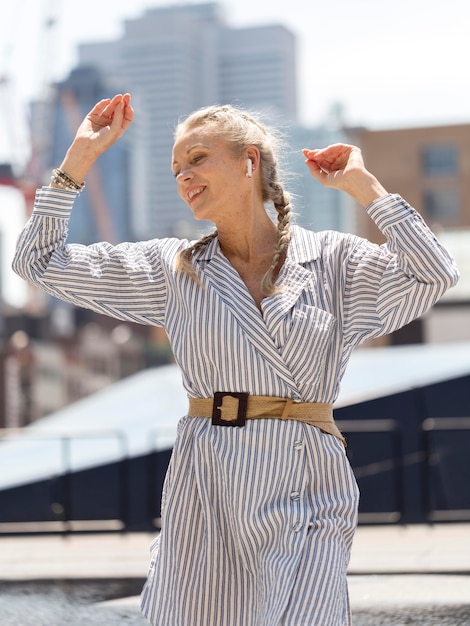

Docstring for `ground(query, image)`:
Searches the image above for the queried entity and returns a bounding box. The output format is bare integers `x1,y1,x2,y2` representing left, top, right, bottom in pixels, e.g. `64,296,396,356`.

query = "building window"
422,144,458,176
423,187,460,221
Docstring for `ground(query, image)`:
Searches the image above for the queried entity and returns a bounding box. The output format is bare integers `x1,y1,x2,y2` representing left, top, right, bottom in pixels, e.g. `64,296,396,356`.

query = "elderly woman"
12,93,458,625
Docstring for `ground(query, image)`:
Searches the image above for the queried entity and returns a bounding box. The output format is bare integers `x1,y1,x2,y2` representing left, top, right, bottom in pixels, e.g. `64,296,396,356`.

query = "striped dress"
12,189,459,625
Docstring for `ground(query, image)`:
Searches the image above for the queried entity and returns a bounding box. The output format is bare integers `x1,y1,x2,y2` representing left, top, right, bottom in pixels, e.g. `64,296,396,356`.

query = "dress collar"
192,225,322,265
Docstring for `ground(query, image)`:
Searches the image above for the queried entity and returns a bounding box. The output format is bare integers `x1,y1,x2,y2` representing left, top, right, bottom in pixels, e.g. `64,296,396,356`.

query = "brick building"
349,123,470,346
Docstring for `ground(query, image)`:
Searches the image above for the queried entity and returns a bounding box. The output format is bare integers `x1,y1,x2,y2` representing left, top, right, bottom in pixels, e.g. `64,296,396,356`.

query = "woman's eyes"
173,154,206,178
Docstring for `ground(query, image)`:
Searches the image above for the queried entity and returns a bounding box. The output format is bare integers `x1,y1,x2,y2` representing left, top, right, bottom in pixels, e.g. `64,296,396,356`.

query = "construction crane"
1,1,117,243
0,2,58,196
0,49,25,188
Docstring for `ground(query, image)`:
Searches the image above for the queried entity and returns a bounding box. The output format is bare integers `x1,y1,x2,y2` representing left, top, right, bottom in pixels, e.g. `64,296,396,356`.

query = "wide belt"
187,392,345,444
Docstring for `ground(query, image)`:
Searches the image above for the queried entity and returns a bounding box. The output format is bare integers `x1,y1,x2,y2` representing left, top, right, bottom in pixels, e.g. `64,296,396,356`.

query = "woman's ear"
246,146,260,177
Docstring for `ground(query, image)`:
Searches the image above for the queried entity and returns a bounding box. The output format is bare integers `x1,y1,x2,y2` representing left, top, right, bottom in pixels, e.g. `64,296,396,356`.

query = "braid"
261,182,293,296
175,230,218,280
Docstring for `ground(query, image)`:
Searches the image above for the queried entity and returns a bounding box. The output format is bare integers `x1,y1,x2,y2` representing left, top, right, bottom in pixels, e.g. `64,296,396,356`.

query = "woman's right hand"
56,93,134,185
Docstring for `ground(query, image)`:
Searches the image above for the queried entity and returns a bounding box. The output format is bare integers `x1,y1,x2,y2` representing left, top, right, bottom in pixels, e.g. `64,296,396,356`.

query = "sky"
1,0,469,305
2,0,470,137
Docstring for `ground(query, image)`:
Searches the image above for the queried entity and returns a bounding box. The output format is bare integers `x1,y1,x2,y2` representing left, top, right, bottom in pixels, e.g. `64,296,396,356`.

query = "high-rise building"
76,3,298,239
218,24,297,121
43,2,350,244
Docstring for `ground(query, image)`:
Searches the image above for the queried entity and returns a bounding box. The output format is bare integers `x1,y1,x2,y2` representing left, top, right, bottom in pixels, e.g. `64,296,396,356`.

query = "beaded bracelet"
51,168,86,193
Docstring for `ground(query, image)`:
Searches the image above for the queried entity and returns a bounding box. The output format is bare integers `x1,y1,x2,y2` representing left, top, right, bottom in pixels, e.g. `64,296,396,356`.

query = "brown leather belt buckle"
212,392,249,427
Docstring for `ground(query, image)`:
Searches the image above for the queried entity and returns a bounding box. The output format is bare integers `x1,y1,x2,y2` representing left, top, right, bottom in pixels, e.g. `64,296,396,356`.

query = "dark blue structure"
1,344,469,533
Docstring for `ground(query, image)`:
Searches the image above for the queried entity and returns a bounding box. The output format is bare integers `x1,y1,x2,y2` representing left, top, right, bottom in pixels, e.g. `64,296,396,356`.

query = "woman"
12,93,458,625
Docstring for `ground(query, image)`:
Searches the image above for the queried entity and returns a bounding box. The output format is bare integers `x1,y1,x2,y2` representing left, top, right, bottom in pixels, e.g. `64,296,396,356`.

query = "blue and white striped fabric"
141,418,358,625
12,189,459,625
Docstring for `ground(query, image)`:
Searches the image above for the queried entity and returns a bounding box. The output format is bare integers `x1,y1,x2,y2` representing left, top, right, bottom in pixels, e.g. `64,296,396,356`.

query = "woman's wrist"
58,139,99,183
50,168,86,193
48,142,95,192
345,172,388,207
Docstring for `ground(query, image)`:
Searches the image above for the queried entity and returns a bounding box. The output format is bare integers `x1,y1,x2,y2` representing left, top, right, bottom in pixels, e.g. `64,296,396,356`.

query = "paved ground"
0,523,469,624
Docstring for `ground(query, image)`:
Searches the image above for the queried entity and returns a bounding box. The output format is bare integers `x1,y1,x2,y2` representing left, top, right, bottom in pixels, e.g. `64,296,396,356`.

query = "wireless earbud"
246,158,253,178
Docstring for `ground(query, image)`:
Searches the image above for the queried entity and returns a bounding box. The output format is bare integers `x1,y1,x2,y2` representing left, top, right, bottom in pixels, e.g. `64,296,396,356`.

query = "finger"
304,157,328,177
111,100,134,132
311,150,346,172
120,94,134,124
100,94,124,119
302,149,334,174
89,98,111,116
302,148,321,160
123,103,134,124
303,152,331,175
109,100,125,129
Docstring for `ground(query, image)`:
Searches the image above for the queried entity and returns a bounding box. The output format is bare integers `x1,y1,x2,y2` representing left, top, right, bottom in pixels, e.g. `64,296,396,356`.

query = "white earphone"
246,158,253,178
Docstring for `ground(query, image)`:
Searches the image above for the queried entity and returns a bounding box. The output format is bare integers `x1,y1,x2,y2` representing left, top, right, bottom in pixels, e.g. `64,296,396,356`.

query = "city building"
75,2,299,240
17,2,353,247
350,124,470,237
349,123,470,346
10,4,468,425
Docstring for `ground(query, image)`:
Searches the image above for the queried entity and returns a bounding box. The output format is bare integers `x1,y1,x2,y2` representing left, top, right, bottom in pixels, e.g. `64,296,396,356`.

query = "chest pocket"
280,303,336,397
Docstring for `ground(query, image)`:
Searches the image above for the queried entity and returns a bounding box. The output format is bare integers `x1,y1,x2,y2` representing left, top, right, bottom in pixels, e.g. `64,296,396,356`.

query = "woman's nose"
176,168,193,183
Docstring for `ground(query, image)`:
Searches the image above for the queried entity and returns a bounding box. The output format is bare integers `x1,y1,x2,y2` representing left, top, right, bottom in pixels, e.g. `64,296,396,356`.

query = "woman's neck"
216,211,278,263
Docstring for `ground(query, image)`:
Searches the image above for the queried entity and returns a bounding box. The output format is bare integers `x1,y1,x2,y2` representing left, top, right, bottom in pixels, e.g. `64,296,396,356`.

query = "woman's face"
172,126,249,224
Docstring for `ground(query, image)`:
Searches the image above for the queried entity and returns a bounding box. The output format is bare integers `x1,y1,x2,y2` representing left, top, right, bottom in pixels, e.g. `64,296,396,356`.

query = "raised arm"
11,93,174,327
52,93,134,188
302,143,387,207
302,144,460,342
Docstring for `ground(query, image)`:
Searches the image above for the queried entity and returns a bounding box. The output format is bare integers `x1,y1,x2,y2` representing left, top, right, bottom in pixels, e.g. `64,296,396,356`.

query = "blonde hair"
174,104,293,296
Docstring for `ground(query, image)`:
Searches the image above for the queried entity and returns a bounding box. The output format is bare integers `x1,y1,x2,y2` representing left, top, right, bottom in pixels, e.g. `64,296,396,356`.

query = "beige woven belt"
188,393,345,444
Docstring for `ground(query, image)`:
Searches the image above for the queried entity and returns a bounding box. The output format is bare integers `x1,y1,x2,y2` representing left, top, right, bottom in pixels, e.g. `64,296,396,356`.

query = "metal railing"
422,417,470,522
337,419,404,523
0,428,129,534
1,416,469,533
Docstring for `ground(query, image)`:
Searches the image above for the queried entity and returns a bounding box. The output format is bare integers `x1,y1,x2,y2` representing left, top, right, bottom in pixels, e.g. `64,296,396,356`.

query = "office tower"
218,24,297,122
76,3,298,240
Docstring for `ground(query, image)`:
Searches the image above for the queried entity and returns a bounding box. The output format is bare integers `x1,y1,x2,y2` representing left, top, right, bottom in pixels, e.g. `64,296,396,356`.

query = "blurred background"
0,0,469,534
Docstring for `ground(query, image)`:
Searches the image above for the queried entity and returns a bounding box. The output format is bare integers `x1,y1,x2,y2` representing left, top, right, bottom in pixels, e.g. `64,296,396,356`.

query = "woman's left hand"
303,143,388,206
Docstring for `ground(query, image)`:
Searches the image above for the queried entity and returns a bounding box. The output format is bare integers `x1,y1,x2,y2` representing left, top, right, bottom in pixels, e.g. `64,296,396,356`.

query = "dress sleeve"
11,187,178,327
340,193,459,344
